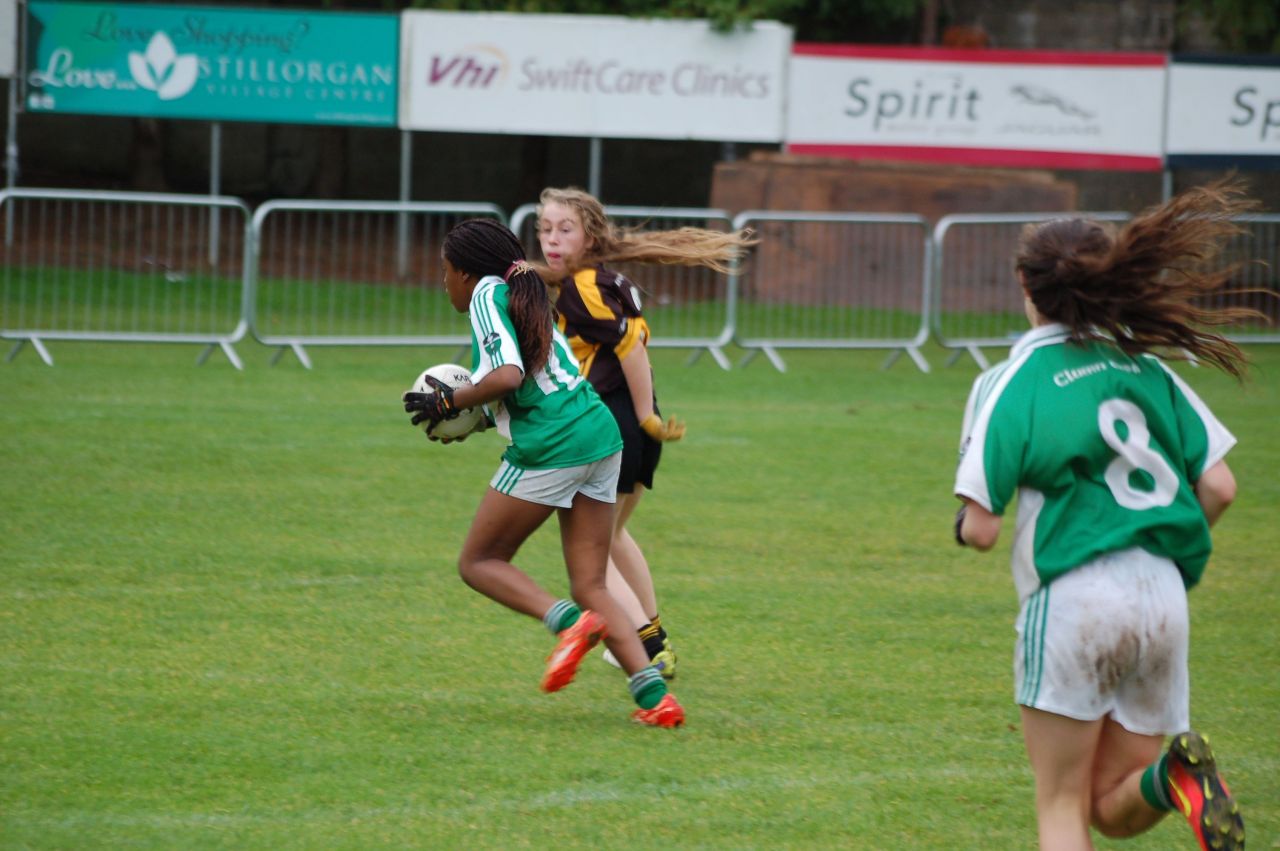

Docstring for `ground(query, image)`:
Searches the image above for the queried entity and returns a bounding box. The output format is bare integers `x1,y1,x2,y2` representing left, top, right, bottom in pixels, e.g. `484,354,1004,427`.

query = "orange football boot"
541,610,607,693
631,693,685,728
1166,731,1245,851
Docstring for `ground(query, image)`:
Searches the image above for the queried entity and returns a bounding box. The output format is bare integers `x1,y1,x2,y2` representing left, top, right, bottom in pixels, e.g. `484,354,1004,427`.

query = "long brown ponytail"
1016,181,1267,378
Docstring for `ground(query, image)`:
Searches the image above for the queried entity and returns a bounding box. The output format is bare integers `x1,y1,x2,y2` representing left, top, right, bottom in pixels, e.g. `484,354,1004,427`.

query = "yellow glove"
639,413,685,442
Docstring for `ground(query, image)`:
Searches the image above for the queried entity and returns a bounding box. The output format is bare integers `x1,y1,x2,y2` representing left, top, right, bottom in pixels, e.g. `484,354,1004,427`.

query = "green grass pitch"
2,341,1276,848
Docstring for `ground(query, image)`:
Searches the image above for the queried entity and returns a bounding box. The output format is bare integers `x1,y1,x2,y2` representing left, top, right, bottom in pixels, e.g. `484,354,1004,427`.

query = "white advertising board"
400,11,791,142
1166,59,1280,163
786,46,1167,170
0,0,16,78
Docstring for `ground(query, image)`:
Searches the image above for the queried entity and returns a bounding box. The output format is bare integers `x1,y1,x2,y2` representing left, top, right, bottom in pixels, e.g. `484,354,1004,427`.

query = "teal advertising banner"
24,2,397,125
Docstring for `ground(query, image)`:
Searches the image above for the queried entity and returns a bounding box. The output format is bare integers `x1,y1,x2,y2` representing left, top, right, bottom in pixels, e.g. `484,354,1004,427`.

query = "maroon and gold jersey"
554,265,651,395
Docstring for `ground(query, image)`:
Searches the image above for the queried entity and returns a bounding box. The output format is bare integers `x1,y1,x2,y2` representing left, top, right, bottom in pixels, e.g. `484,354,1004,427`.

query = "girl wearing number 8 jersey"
953,183,1258,850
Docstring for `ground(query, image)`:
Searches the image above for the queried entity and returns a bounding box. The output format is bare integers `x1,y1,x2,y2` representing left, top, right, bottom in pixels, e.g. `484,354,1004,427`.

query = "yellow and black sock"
638,620,664,659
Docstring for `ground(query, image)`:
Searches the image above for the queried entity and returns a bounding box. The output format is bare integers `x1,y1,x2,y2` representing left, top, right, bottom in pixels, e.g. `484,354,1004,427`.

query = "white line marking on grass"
14,770,874,831
3,573,401,601
0,658,546,702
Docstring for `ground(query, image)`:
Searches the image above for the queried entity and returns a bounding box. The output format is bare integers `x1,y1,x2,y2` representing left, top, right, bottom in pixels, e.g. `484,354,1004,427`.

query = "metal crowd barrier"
6,194,1274,372
510,204,738,369
248,200,505,368
728,211,932,372
1,188,251,368
931,212,1131,369
1219,214,1280,344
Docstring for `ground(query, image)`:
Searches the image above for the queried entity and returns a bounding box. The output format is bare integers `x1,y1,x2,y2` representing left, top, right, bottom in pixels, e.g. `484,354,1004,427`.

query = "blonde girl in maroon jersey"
536,187,754,674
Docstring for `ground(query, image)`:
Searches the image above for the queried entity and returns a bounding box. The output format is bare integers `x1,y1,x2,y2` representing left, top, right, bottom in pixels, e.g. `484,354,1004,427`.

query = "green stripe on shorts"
494,462,524,495
1019,585,1050,706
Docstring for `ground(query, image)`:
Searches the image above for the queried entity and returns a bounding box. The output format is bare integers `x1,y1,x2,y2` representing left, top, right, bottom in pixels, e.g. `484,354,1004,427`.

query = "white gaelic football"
413,363,484,440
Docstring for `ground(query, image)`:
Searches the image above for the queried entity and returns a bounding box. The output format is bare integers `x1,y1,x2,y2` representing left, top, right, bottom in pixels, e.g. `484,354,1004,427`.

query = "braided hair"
443,218,553,375
1016,181,1265,379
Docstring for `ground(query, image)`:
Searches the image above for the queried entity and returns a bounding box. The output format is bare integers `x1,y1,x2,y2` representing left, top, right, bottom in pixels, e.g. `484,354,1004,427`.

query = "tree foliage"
319,0,1278,51
408,0,923,38
1187,0,1280,53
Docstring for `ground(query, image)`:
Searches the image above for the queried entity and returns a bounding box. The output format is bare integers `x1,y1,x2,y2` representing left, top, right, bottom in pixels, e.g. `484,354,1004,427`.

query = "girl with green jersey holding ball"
403,218,684,728
954,183,1258,850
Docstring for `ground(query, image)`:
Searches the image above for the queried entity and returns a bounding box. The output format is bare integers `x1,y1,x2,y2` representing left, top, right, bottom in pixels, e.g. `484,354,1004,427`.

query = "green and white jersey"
469,275,622,470
954,323,1234,600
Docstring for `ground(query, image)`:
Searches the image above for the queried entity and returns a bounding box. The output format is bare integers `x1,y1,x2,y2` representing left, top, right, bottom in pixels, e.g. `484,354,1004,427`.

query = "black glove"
402,375,460,428
954,505,968,547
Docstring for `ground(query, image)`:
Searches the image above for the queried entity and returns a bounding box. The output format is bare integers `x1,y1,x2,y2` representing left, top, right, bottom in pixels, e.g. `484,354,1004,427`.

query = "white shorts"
489,452,621,509
1014,547,1190,736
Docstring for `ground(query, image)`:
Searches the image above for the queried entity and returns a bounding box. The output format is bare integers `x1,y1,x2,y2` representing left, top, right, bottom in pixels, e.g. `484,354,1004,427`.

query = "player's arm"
955,497,1002,550
402,364,519,435
619,343,656,422
1194,459,1236,527
620,343,684,441
453,364,522,410
1159,359,1237,527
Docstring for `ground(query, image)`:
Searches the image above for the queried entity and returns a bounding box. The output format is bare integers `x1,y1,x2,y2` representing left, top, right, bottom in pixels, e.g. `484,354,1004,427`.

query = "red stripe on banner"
791,43,1167,67
786,144,1165,171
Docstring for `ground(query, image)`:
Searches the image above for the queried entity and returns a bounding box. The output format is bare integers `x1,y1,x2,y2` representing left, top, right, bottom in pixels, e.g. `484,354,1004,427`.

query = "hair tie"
504,260,532,281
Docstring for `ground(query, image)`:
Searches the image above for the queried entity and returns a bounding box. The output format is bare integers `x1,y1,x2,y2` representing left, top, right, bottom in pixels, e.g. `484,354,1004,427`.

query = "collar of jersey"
1009,322,1073,360
470,274,505,303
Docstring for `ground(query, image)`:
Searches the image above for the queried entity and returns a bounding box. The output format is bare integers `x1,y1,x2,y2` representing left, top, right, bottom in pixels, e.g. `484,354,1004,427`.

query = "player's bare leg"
606,557,649,629
610,488,657,615
556,494,682,725
457,487,559,618
1088,717,1166,837
604,486,677,677
558,493,650,675
1020,706,1102,851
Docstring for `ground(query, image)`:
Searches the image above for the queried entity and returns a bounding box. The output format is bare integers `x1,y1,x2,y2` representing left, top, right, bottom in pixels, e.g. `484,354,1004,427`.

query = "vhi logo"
427,45,507,88
128,32,198,100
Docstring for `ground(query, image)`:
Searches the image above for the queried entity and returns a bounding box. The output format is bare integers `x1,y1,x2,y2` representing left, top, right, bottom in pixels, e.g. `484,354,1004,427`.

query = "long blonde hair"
536,186,756,275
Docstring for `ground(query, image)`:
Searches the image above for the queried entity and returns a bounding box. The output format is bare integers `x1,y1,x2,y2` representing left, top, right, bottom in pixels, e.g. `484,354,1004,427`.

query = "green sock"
628,666,667,710
542,600,581,636
1139,753,1174,812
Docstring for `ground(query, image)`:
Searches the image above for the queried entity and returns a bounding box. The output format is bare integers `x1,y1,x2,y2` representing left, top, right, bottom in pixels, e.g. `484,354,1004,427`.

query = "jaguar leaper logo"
128,32,199,100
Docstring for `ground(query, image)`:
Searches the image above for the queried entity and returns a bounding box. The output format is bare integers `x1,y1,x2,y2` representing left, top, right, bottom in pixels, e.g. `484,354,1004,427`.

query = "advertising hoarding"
400,10,791,142
24,2,398,125
1166,56,1280,167
786,45,1166,171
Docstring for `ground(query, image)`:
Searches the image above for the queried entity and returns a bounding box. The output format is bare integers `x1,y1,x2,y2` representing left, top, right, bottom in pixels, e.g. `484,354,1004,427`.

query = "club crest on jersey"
615,274,642,314
483,331,502,357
